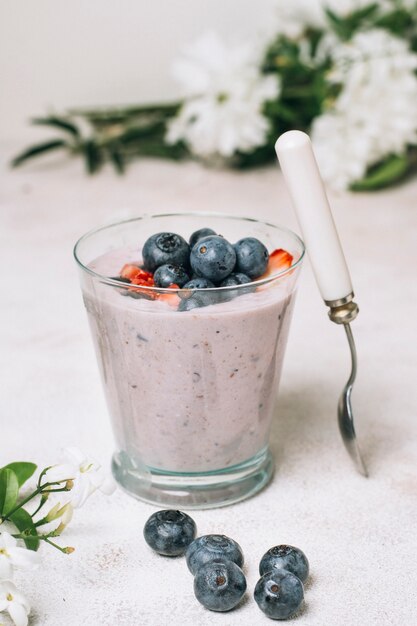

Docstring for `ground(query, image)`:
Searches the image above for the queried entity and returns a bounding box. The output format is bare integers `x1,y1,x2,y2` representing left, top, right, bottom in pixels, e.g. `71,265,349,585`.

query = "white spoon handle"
275,130,353,303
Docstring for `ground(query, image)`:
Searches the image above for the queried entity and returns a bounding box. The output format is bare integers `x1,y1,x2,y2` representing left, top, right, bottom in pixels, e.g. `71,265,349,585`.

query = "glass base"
112,448,274,510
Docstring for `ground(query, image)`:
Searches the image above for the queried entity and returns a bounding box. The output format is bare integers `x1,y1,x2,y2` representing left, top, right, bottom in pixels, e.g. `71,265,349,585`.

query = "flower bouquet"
0,449,114,626
12,0,417,190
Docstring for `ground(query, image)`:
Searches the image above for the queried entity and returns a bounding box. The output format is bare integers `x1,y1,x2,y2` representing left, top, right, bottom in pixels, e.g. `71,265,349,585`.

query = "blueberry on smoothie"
180,277,216,298
259,545,309,583
178,294,212,311
218,272,253,302
186,534,244,575
234,237,269,279
190,236,236,283
189,228,216,248
194,559,247,612
254,570,304,620
153,264,190,288
142,232,190,273
143,510,197,556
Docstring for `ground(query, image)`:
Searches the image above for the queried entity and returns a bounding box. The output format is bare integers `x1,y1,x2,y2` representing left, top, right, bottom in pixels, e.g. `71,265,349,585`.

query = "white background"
0,0,278,141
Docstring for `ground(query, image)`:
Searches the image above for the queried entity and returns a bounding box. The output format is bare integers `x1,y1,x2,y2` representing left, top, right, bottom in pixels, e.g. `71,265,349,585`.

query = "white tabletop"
1,146,416,625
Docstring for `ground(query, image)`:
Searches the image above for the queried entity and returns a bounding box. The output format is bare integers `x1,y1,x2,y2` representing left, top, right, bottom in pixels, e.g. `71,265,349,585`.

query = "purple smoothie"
83,246,296,473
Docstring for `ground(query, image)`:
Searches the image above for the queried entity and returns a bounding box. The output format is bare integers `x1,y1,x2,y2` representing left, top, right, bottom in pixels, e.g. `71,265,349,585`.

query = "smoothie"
83,246,296,473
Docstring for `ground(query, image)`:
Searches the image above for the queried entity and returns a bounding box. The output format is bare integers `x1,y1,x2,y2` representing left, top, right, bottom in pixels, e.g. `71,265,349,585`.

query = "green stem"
12,533,72,554
68,101,181,119
30,494,48,518
2,481,72,521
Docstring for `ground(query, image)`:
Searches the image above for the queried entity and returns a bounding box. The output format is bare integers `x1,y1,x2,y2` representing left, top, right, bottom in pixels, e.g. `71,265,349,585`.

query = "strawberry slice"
158,283,181,308
261,248,293,278
120,264,154,283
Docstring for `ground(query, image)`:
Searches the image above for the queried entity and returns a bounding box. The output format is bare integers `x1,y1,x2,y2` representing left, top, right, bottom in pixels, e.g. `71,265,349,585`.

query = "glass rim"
73,212,305,293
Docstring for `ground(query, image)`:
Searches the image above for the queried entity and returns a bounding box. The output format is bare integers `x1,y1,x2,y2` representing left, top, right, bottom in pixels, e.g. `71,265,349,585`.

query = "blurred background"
0,0,278,142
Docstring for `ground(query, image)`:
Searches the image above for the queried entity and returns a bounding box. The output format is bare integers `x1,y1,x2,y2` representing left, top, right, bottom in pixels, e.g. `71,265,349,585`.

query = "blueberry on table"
186,534,244,575
190,236,236,282
194,559,247,612
143,510,197,556
142,232,190,272
234,237,269,279
153,264,190,288
189,227,216,248
254,570,304,620
259,545,309,583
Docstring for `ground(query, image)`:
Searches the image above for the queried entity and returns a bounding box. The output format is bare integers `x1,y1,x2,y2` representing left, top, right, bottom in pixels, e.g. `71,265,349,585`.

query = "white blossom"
0,533,40,581
166,32,280,158
311,29,417,189
45,447,115,509
274,0,376,37
0,581,30,626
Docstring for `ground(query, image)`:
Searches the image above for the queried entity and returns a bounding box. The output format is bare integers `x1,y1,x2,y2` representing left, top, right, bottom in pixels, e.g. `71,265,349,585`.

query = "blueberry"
181,277,216,292
142,232,190,273
186,534,244,575
189,228,216,248
254,570,304,620
143,509,196,556
259,545,309,583
218,272,253,302
190,236,236,283
179,277,219,308
178,294,212,311
153,264,190,288
219,273,251,288
194,559,246,612
234,237,269,279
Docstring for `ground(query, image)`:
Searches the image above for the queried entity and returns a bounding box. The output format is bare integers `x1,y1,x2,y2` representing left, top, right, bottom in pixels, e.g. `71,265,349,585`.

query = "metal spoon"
275,131,368,476
337,323,368,476
328,298,368,475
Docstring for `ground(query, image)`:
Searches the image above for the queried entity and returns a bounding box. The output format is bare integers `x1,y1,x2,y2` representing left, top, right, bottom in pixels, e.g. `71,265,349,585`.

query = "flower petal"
0,555,12,580
98,475,116,496
70,477,94,508
8,547,41,571
0,532,17,550
44,463,77,483
8,600,29,626
63,446,88,466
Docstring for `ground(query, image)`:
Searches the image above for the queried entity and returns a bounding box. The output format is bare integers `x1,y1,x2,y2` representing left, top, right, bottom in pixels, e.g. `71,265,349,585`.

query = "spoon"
275,130,368,477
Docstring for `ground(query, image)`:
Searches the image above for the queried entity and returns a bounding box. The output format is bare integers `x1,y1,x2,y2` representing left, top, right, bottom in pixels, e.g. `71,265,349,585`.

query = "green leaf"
11,139,68,167
9,508,40,551
0,468,19,516
83,139,103,174
32,115,80,137
2,462,37,487
351,154,410,191
108,146,125,174
325,4,379,40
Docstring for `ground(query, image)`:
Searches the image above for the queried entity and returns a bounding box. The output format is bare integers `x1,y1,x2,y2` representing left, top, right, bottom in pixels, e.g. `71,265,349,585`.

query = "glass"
74,213,305,508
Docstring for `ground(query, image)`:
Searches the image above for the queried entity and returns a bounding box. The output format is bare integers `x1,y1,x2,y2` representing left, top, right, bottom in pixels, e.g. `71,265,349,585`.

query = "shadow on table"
270,382,408,478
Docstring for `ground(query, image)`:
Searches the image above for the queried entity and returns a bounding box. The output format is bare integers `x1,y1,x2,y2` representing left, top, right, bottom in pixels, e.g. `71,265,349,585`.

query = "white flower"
45,447,115,509
0,532,40,580
274,0,376,37
0,581,30,626
311,29,417,189
166,32,280,158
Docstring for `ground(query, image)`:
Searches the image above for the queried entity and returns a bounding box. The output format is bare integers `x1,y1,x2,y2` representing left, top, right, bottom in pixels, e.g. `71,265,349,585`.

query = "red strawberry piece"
262,248,293,278
158,283,181,308
120,264,154,283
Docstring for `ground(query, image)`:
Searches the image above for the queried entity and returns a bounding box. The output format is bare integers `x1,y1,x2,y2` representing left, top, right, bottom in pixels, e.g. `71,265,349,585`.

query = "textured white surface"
1,146,417,625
